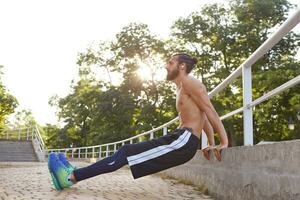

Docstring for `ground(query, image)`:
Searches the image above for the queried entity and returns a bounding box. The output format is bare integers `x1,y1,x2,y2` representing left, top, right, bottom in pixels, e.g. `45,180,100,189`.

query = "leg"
72,145,128,182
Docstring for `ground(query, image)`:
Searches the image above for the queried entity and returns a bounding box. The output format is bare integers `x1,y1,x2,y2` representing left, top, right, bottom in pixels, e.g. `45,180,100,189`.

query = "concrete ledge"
160,139,300,200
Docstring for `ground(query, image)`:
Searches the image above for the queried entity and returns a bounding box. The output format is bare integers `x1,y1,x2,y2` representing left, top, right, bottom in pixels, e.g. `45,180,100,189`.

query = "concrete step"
0,146,34,149
0,140,33,144
0,148,35,152
0,140,38,162
0,147,35,151
0,153,37,158
0,157,37,162
0,155,37,159
0,141,34,148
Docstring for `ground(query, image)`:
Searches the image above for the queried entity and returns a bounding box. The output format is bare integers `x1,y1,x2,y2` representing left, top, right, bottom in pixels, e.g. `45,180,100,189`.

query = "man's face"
166,57,180,81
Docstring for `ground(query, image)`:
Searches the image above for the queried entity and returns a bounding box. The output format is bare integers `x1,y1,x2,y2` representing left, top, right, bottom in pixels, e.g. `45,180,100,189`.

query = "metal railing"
44,118,177,159
45,8,300,159
0,125,45,159
33,125,45,153
0,127,35,141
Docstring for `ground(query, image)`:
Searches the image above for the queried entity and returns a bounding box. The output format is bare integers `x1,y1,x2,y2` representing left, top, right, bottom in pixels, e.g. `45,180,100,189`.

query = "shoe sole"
49,171,63,190
48,156,63,191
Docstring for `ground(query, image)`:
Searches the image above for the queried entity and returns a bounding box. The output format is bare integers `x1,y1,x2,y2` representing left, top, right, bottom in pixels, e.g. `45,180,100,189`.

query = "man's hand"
201,146,215,161
212,144,227,161
202,144,228,161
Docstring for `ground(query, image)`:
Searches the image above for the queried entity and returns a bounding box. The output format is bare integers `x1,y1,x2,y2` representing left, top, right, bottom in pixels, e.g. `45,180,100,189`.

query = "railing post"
106,145,109,157
150,132,154,139
99,146,102,159
163,126,167,135
114,144,117,153
139,137,142,142
85,148,88,158
92,147,95,158
78,149,81,158
72,149,74,158
201,130,208,149
130,139,133,144
26,128,29,140
243,65,253,145
18,128,21,140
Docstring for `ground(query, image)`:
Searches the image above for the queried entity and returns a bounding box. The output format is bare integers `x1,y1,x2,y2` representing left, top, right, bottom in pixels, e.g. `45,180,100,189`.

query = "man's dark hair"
172,53,198,74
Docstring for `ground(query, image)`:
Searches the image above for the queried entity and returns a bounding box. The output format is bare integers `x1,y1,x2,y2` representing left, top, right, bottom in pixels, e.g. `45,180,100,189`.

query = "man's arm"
183,78,228,147
203,116,215,147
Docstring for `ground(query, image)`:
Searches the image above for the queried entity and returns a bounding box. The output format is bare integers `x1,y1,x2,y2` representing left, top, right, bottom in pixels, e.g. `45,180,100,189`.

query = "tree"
42,123,66,149
49,23,177,148
230,0,300,142
0,65,18,130
49,78,103,147
170,0,300,145
8,109,37,128
48,1,300,148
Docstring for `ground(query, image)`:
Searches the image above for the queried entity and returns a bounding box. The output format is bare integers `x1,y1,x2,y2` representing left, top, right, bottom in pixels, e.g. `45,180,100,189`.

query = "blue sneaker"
48,152,73,190
57,153,76,172
48,153,63,190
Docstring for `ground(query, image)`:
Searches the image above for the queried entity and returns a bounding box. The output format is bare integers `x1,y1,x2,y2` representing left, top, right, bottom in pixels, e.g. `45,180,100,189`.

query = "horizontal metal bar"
243,9,300,67
209,8,300,97
249,75,300,108
213,75,300,121
209,67,242,97
46,74,300,153
220,107,244,120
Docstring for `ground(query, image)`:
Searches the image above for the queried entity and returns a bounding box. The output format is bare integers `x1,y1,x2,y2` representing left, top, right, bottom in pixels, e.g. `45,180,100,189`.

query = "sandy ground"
0,162,213,200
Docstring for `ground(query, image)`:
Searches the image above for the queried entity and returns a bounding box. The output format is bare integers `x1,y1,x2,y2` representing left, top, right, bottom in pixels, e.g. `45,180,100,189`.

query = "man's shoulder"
182,76,206,91
184,76,204,86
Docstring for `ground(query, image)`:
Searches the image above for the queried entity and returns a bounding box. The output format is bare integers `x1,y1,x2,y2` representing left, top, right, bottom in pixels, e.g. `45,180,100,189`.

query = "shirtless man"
47,53,229,190
166,53,228,160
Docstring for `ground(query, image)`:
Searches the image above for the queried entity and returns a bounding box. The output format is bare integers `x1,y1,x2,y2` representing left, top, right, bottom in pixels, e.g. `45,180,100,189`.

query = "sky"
0,0,299,126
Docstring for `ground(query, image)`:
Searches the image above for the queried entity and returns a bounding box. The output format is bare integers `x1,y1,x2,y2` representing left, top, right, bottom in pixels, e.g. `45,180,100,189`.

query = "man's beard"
166,67,179,80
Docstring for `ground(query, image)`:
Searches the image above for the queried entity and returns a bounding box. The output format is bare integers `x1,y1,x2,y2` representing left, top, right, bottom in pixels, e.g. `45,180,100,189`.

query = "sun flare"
137,64,153,81
137,62,166,82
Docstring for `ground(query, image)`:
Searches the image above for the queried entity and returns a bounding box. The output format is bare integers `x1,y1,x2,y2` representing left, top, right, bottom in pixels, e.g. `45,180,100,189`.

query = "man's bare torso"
176,80,205,139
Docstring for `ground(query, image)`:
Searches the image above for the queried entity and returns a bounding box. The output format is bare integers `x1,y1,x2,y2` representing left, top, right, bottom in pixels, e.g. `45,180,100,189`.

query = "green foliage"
170,0,300,145
8,109,37,128
42,124,66,149
49,23,176,148
46,0,300,148
0,65,18,130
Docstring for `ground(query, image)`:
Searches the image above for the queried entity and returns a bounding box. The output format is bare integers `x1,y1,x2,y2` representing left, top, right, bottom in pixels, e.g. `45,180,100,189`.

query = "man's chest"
176,88,192,111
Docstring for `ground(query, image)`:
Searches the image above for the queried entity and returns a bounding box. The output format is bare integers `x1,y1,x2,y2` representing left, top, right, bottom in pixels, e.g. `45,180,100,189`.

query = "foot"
48,153,74,190
48,153,63,190
57,153,76,171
